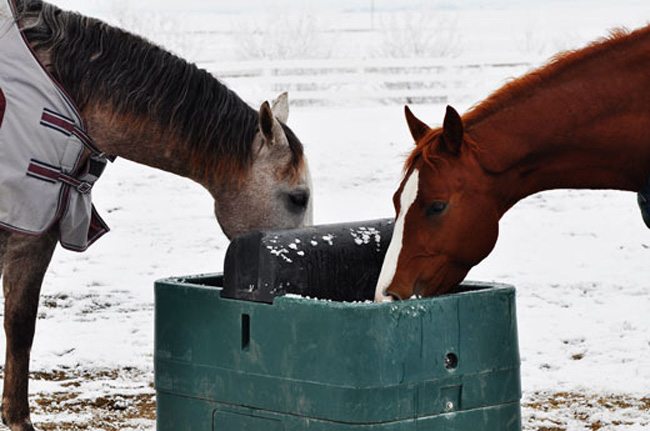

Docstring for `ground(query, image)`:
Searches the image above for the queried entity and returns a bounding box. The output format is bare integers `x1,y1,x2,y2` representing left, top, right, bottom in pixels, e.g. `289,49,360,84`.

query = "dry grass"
35,392,155,431
524,391,650,431
23,368,155,431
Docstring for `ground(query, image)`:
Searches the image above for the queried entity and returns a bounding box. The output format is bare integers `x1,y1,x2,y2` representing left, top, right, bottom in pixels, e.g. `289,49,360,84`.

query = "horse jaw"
302,160,314,226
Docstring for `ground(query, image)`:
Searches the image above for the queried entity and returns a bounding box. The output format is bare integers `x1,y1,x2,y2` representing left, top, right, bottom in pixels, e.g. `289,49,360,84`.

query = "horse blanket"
0,0,110,251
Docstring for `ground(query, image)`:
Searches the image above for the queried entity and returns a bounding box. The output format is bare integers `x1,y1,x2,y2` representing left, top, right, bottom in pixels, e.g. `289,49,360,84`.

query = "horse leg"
1,229,57,431
0,231,7,276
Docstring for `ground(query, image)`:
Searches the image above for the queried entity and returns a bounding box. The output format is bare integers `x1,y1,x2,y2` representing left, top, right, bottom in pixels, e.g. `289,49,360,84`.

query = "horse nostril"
287,190,309,210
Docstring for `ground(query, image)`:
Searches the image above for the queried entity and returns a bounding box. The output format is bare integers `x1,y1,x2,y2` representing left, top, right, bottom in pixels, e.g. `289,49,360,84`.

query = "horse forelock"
17,1,290,184
405,129,448,174
279,122,306,183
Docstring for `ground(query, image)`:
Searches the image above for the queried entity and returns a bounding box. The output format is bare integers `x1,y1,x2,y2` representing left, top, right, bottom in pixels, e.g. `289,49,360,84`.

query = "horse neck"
466,33,650,214
81,105,197,180
74,81,257,189
76,85,258,190
22,3,259,189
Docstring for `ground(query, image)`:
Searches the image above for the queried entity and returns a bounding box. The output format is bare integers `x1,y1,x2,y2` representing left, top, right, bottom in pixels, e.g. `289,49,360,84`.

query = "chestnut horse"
375,24,650,302
0,1,312,429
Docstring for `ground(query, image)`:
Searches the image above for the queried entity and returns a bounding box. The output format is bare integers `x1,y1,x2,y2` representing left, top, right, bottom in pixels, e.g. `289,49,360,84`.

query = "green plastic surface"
155,274,521,430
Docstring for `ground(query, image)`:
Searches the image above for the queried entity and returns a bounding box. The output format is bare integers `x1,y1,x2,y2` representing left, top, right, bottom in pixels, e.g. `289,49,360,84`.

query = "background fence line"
202,56,543,106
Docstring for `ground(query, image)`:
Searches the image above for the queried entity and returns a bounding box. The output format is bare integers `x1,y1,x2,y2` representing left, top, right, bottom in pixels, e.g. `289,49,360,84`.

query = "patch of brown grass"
28,368,155,431
524,392,650,431
640,397,650,411
34,392,155,430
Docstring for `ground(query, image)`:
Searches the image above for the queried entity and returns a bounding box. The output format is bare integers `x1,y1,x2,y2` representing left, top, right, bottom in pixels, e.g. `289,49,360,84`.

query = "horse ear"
271,92,289,123
441,105,464,155
404,105,431,143
259,101,275,142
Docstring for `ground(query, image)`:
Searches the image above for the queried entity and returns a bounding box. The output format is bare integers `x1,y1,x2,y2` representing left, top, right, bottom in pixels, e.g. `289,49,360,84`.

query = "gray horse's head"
16,0,312,241
212,93,313,239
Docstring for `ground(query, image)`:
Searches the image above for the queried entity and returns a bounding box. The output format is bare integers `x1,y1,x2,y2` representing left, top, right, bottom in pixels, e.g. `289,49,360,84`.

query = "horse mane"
464,24,650,125
405,24,650,173
13,0,303,182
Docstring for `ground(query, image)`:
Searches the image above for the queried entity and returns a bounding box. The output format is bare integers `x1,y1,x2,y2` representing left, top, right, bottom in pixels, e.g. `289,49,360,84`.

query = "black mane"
14,0,303,179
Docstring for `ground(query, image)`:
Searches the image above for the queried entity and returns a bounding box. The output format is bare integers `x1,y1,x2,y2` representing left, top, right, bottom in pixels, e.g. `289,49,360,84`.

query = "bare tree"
377,9,462,58
236,12,331,60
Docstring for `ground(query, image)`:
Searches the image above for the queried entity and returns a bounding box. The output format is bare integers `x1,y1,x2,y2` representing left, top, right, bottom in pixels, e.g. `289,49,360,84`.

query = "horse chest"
638,177,650,229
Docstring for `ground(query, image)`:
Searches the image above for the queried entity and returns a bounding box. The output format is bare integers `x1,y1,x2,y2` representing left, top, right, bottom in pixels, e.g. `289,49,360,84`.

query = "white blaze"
375,169,419,302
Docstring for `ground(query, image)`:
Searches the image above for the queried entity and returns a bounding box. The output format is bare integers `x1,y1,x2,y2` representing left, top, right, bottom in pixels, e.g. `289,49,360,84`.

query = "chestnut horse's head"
375,106,499,302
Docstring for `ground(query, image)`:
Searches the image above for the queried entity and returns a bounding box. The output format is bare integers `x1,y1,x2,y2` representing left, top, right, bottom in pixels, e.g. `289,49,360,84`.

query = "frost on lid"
349,226,381,250
265,244,293,263
265,237,305,263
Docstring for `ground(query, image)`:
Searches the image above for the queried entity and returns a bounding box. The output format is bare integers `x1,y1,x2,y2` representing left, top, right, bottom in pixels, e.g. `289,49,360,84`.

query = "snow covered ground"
0,1,649,430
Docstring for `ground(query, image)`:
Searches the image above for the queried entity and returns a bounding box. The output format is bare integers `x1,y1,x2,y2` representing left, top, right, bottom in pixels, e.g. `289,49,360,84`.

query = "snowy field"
1,1,649,430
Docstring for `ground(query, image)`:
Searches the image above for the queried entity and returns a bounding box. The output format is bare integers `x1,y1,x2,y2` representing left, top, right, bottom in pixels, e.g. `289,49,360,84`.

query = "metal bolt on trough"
154,219,522,430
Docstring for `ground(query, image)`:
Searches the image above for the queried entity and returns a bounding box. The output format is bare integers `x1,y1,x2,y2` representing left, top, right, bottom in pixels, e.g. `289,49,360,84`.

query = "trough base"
157,391,521,431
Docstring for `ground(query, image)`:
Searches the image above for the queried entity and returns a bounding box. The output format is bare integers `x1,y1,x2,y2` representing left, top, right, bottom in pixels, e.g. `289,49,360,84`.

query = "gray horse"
0,1,313,429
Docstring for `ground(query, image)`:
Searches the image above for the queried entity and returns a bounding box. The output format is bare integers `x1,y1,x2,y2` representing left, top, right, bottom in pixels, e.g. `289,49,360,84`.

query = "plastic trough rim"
154,273,516,309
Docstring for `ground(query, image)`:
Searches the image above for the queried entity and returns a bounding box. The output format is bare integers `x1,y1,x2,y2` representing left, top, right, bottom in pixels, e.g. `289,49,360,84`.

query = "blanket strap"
27,160,94,194
40,108,116,162
0,88,5,128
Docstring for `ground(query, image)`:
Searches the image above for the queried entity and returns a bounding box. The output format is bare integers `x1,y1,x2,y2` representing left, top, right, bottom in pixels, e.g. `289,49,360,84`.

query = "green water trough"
154,274,521,430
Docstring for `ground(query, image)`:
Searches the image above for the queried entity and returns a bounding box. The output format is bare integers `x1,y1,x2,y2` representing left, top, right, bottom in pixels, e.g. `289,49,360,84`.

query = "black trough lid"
222,218,394,303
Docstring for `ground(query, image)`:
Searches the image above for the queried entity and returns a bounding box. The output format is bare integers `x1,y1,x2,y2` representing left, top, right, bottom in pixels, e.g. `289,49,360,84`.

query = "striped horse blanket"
0,0,110,251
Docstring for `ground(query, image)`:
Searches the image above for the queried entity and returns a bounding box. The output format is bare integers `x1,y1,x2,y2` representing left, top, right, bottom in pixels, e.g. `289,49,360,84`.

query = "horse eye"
287,189,309,211
426,201,448,217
